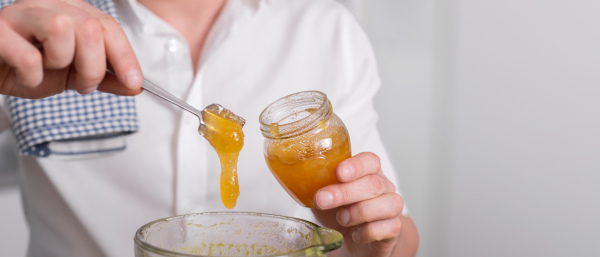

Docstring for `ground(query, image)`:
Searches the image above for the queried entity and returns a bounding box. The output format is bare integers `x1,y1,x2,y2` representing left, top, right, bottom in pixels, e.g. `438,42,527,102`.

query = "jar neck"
259,91,333,139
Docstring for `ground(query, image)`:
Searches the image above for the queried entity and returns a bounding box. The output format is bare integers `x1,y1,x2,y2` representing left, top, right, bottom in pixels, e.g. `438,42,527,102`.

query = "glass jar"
259,91,351,208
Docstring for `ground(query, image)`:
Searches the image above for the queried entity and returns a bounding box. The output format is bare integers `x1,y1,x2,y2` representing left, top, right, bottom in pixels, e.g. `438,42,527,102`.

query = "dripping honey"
200,105,244,209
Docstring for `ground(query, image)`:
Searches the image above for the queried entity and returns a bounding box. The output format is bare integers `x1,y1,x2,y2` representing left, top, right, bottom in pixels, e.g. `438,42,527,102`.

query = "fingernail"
125,69,142,88
352,230,361,243
316,190,333,209
337,208,350,226
339,163,354,181
79,86,96,95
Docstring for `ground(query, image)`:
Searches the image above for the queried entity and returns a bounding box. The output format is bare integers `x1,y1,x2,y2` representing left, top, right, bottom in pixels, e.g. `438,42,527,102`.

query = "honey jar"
259,91,351,208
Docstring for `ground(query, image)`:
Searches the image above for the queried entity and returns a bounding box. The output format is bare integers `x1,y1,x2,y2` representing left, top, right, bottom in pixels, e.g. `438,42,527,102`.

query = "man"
0,0,419,256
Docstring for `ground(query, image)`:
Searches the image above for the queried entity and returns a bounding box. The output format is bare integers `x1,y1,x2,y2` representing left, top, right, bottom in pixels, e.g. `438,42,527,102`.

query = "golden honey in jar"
259,91,351,208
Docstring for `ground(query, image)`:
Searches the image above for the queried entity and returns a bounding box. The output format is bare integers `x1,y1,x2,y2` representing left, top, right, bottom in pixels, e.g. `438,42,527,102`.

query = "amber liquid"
200,105,245,209
265,131,351,208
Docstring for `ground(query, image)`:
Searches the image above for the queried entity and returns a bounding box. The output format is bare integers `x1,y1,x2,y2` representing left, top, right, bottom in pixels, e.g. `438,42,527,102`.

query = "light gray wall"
443,1,600,256
346,0,600,257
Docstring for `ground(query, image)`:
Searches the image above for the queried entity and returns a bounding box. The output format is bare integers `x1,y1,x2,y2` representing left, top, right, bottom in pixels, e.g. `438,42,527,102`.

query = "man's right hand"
0,0,143,99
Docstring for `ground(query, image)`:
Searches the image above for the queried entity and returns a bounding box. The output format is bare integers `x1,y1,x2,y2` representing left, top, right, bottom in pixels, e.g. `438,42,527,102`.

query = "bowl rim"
134,211,343,257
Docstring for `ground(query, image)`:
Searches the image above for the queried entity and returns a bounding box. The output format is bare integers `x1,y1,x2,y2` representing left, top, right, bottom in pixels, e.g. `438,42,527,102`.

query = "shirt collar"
115,0,261,35
115,0,261,70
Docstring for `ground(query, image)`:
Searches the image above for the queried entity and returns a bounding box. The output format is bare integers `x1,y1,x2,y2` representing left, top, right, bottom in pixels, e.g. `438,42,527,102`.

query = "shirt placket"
165,36,210,214
128,0,256,214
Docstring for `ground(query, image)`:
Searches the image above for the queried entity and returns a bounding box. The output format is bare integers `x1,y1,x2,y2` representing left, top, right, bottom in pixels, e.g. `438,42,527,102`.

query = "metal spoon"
106,67,246,136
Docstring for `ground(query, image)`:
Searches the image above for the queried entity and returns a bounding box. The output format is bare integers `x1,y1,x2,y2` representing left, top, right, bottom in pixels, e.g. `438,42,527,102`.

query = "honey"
264,127,350,207
200,104,245,209
260,91,351,208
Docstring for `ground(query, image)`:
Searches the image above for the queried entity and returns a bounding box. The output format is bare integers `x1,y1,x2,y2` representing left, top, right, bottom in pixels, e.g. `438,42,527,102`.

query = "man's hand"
0,0,143,99
311,152,419,257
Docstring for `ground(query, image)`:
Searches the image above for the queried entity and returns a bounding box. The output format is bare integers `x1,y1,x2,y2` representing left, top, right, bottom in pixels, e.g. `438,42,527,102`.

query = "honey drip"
200,104,245,209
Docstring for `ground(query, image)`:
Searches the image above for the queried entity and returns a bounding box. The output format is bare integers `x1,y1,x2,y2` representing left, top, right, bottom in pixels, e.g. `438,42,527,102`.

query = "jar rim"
259,90,331,139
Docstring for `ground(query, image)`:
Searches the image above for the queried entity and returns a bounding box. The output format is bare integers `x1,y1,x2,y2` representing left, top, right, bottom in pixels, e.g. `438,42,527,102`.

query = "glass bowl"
134,212,343,257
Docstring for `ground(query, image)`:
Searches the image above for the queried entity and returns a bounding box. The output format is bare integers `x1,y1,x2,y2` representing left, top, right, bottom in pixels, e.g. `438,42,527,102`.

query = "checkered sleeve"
0,0,14,8
8,92,138,156
86,0,120,22
3,0,139,157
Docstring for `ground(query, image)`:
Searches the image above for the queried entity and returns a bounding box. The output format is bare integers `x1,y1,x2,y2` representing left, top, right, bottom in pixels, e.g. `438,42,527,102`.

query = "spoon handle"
106,67,204,120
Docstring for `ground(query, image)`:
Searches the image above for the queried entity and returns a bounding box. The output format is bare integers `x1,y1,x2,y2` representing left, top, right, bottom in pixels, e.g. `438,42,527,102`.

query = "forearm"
393,214,419,257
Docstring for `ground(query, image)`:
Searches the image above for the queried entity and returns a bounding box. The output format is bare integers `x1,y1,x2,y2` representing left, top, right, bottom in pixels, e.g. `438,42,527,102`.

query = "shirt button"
166,38,178,52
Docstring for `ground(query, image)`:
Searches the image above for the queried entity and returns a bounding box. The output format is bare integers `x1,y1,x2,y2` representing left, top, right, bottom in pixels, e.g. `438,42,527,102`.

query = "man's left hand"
311,152,419,257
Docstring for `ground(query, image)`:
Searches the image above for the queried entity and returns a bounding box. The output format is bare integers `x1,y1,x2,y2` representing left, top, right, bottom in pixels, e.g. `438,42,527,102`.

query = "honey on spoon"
107,67,245,209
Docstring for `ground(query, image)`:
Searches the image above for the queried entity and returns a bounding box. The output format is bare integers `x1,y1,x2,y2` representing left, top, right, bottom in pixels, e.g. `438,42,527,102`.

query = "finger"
336,193,404,227
101,15,142,90
68,15,106,94
352,217,402,244
337,152,382,183
65,0,142,90
97,72,143,96
2,68,70,99
314,174,394,210
38,11,76,69
0,19,43,87
0,62,10,87
5,7,75,69
0,65,16,96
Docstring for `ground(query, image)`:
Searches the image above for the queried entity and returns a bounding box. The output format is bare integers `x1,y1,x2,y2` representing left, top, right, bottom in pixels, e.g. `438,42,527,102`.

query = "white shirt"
0,0,401,256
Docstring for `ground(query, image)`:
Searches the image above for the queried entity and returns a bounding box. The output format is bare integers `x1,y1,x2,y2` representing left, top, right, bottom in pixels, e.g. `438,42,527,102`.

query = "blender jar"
134,212,343,257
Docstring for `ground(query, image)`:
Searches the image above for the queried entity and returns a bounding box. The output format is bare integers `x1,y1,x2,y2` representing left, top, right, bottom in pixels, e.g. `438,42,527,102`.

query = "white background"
2,0,600,256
